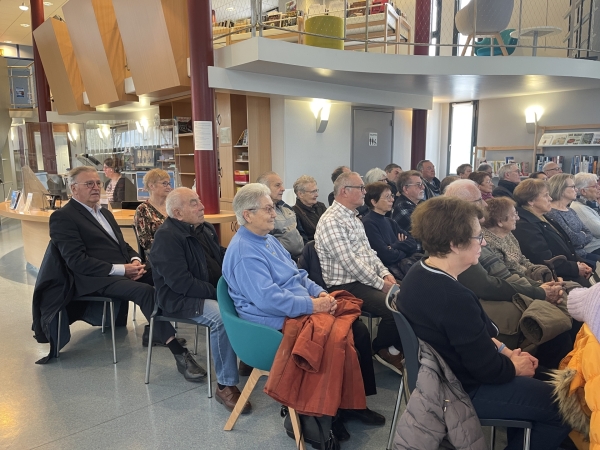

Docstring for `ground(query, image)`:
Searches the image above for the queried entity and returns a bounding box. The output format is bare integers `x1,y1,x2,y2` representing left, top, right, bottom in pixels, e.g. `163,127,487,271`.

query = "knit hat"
568,285,600,339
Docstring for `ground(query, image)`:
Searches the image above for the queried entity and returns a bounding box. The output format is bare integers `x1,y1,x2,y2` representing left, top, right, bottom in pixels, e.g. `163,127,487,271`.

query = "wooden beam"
63,0,138,107
112,0,190,96
32,18,93,114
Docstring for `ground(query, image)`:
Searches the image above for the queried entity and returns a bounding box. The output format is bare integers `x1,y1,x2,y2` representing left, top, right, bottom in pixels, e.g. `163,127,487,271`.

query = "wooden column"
30,0,51,121
411,109,427,170
188,0,219,214
413,0,431,56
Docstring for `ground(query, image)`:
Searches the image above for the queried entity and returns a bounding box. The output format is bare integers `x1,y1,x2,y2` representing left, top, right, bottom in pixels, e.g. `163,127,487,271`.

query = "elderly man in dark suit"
49,166,205,382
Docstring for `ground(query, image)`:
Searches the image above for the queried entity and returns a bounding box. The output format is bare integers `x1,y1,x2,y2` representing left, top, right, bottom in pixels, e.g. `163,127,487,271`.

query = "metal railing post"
365,0,370,52
517,0,523,48
251,0,257,37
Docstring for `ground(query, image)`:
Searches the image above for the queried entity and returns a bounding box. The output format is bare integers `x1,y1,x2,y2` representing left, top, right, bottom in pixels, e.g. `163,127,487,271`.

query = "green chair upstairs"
216,277,305,449
475,29,517,56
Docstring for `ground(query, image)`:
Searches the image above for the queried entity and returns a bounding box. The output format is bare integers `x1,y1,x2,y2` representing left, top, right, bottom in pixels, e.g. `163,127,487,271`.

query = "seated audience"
150,188,250,413
315,171,404,373
417,159,441,199
440,175,459,194
392,170,424,232
103,156,125,202
529,171,548,181
512,179,592,284
476,163,493,176
546,174,600,264
257,171,304,259
456,163,473,179
469,170,494,201
571,172,600,238
493,163,521,199
543,161,563,179
363,167,388,185
134,169,172,254
362,183,419,280
328,165,350,206
397,196,571,450
222,183,385,441
292,175,327,243
384,163,402,196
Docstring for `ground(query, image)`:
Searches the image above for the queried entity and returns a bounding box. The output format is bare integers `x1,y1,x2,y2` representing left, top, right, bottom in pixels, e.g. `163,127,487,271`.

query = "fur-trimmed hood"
548,368,590,440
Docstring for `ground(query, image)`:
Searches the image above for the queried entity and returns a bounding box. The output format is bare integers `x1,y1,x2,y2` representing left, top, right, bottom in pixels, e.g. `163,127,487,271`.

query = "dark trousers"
330,281,400,354
351,319,377,396
94,271,176,344
469,377,571,450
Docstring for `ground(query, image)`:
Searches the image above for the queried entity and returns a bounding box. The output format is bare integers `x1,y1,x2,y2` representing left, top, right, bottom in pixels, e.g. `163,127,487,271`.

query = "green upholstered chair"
475,29,518,56
304,15,344,50
216,277,305,448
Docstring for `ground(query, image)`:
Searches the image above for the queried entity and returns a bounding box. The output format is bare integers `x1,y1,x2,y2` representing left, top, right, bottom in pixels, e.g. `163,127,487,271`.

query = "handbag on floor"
281,406,340,450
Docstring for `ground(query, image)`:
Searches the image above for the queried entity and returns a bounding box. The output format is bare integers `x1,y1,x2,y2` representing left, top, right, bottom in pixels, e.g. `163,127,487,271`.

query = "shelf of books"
475,146,534,177
536,125,600,174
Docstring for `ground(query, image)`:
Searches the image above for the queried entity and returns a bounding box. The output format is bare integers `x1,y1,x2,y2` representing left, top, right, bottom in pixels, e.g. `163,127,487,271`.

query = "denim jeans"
469,377,571,450
189,299,239,387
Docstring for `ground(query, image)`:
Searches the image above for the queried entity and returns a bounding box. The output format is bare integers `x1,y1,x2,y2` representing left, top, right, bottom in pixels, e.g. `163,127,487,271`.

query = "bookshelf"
475,145,535,176
536,124,600,174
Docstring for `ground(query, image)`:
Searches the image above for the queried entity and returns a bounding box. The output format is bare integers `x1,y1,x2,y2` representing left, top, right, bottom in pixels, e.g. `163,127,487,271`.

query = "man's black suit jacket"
49,199,140,296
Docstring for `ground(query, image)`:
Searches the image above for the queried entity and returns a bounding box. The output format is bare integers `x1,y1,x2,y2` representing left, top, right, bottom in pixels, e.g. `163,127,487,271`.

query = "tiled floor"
0,218,405,450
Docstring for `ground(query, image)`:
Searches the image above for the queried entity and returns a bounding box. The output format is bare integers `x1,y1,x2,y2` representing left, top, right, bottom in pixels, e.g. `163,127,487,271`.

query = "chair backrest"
297,241,327,289
475,29,518,55
217,277,283,372
385,285,420,393
455,0,515,35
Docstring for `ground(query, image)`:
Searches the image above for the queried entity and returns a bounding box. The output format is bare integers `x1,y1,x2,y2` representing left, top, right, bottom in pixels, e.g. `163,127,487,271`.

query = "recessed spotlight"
226,7,235,11
5,41,12,43
20,23,30,27
43,1,53,5
19,3,29,11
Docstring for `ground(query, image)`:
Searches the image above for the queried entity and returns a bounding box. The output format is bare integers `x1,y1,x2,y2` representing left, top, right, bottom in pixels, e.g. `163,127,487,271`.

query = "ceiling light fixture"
19,3,29,11
5,41,12,43
43,1,53,5
226,7,235,11
20,23,30,27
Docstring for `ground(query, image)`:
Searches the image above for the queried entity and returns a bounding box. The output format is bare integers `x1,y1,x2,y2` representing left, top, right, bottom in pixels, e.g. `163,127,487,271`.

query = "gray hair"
498,163,517,180
233,183,272,226
542,161,559,172
67,166,97,186
293,175,317,194
364,168,387,185
165,187,194,218
333,171,360,198
574,172,598,190
416,160,431,172
443,179,480,201
256,171,278,186
477,163,493,173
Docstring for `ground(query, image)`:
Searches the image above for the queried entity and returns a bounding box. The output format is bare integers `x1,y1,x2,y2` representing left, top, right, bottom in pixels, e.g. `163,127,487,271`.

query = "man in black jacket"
493,163,521,198
151,187,251,415
50,167,204,381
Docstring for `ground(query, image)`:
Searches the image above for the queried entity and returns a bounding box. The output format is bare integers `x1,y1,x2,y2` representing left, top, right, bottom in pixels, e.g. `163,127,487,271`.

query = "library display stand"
537,124,600,174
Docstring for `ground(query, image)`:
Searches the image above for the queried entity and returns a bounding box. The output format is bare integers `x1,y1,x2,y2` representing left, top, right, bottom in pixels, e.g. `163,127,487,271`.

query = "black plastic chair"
56,296,117,364
131,225,149,322
384,286,532,450
298,240,381,339
144,300,212,398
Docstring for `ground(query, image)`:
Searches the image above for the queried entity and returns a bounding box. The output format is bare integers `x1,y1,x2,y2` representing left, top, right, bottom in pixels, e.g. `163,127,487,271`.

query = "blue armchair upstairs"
216,278,305,449
475,29,518,56
455,0,514,56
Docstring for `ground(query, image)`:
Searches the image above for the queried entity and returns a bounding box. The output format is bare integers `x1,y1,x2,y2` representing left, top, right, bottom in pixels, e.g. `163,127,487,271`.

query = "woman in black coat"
512,179,591,285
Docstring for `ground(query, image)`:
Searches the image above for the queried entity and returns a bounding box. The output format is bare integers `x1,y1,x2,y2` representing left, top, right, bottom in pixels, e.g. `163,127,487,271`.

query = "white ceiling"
0,0,68,46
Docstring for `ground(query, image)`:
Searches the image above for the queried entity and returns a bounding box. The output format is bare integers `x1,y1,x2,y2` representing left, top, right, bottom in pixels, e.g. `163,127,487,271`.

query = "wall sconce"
525,106,544,134
310,99,331,133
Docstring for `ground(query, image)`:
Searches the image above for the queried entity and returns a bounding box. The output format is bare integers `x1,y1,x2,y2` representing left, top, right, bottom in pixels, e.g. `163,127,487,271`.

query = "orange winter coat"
264,291,366,417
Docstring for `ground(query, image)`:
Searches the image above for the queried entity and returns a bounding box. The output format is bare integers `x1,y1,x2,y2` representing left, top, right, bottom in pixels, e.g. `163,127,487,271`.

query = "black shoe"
238,360,253,377
340,408,386,426
174,350,207,382
143,325,187,347
332,413,350,442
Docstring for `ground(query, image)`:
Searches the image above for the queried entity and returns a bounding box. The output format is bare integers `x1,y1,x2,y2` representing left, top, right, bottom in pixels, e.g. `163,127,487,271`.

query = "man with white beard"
392,170,425,232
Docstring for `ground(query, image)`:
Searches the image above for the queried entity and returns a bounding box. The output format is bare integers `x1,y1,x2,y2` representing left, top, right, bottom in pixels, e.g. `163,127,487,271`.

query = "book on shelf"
535,155,564,173
593,133,600,145
175,116,193,134
581,133,594,145
566,133,583,145
553,134,568,145
568,155,600,175
538,133,554,146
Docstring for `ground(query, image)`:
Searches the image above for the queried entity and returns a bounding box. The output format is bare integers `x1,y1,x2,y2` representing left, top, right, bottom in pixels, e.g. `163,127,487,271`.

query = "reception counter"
0,201,237,269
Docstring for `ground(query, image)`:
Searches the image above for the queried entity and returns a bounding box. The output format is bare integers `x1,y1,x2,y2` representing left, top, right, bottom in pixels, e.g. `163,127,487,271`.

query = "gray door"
352,109,393,177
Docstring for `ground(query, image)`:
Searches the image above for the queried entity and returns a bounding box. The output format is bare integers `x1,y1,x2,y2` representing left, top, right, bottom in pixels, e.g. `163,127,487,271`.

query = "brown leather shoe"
215,385,252,414
374,348,404,375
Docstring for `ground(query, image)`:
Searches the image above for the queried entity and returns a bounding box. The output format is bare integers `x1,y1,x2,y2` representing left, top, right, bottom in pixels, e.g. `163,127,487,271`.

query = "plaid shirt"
314,201,390,289
391,195,418,232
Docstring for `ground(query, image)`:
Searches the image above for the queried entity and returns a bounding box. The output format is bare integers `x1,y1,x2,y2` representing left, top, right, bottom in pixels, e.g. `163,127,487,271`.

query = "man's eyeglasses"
405,182,424,188
471,233,484,245
546,167,562,172
73,180,102,189
345,185,366,192
249,205,276,214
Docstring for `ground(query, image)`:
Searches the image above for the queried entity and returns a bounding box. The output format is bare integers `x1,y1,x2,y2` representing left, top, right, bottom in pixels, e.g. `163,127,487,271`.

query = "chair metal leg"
132,303,137,321
490,426,496,450
144,318,156,384
206,326,212,398
56,310,62,358
109,301,117,364
387,377,404,450
224,368,267,431
194,326,199,355
524,427,531,450
101,302,107,334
